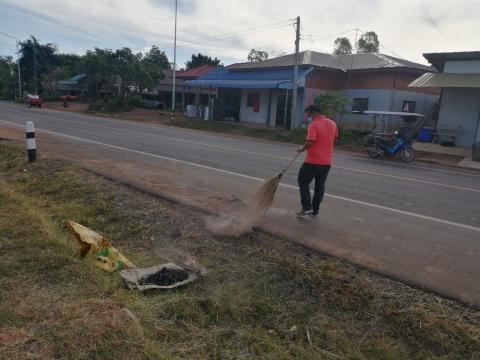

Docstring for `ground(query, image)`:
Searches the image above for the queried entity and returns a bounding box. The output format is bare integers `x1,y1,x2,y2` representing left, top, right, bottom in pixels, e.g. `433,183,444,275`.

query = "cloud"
420,9,441,29
0,0,479,65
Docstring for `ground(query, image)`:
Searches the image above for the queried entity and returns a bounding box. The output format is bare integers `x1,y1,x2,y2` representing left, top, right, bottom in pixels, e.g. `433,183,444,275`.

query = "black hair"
304,104,322,114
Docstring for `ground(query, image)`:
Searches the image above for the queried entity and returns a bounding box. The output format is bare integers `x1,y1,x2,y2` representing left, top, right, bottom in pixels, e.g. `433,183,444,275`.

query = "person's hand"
296,146,304,153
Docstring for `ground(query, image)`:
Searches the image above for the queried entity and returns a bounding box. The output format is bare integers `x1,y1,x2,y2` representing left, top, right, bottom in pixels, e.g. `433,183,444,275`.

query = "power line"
356,28,406,59
0,30,19,41
156,19,294,49
302,28,357,41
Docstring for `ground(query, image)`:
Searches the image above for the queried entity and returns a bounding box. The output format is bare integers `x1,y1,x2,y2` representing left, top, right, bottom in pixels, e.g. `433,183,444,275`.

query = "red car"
26,95,43,108
60,95,78,101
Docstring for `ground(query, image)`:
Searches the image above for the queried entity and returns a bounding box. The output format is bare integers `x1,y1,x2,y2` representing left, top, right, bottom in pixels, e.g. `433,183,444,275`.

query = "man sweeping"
296,105,338,217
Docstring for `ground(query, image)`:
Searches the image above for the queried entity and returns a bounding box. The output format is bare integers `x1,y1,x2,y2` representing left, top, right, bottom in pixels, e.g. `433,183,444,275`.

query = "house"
145,66,217,110
41,74,89,99
185,50,439,128
409,51,480,147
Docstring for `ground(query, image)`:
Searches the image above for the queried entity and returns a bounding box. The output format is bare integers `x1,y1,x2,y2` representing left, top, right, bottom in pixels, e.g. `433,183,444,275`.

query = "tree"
143,46,170,69
314,91,350,119
82,48,116,101
18,36,59,93
0,56,15,99
247,49,269,62
333,37,352,55
185,53,221,70
356,31,380,53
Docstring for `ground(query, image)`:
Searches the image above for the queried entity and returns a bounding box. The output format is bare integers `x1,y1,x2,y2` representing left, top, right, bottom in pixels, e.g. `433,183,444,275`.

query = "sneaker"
310,211,319,217
296,209,313,217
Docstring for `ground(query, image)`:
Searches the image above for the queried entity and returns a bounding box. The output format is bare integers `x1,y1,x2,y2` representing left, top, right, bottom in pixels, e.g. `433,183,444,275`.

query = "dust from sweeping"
205,210,259,237
206,174,284,237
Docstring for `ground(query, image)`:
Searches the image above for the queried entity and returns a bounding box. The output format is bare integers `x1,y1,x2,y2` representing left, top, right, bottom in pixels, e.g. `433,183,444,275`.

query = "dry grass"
0,142,479,359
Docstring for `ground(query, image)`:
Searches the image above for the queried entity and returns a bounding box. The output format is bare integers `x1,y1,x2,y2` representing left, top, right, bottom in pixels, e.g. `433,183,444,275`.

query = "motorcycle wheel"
367,146,383,159
366,138,382,159
400,148,415,162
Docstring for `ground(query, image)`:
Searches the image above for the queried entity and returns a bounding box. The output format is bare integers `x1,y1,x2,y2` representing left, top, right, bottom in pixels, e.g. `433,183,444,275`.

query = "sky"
0,0,479,67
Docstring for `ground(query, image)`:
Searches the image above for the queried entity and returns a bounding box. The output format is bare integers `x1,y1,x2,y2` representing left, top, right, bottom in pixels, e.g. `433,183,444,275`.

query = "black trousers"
297,163,331,212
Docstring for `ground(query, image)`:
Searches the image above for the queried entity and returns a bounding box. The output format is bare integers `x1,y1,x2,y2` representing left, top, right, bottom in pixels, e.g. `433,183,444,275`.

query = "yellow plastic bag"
68,221,135,272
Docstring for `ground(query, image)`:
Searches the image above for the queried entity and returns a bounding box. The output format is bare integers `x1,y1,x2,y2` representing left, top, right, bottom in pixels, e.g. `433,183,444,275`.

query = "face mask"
307,116,313,124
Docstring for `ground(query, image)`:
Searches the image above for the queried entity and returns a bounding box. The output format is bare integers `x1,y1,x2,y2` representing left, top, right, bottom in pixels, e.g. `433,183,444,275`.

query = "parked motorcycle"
365,131,415,162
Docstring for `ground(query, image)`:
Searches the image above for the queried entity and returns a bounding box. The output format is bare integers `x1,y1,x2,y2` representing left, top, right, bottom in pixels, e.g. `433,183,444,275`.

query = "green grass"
0,143,479,359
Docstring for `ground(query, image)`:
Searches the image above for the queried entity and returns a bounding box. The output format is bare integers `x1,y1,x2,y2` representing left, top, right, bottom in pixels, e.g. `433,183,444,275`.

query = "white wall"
339,89,438,127
444,60,480,74
239,89,269,124
438,88,480,147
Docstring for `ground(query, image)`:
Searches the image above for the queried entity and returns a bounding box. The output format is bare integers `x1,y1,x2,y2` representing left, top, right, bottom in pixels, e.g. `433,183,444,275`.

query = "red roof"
176,65,217,79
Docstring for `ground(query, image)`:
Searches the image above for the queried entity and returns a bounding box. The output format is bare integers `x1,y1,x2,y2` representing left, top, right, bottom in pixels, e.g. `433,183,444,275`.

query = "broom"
253,151,302,214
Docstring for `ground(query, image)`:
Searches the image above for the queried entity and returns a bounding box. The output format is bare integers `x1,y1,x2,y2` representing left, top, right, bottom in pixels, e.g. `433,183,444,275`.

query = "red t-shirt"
304,115,338,165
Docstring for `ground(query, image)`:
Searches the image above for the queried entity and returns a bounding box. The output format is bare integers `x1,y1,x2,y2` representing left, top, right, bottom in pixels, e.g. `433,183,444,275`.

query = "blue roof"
68,73,87,82
184,67,312,89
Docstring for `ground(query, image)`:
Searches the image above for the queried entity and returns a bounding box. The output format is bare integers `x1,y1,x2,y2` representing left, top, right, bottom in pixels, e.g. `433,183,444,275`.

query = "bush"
127,95,147,109
88,100,106,112
88,98,133,113
314,91,350,119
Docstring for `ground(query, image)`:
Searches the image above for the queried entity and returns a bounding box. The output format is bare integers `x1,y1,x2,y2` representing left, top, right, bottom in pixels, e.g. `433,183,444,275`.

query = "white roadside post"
25,121,36,162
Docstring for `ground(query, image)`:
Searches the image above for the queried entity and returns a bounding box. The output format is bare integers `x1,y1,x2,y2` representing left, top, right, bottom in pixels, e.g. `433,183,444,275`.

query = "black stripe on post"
26,132,35,139
28,149,36,162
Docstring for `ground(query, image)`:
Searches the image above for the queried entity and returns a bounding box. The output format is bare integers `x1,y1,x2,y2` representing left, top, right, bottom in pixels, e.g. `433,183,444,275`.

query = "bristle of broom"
253,173,282,214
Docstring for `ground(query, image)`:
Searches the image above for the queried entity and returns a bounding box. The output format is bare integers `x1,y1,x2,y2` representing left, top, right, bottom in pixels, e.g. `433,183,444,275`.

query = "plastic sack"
120,260,207,291
67,221,135,272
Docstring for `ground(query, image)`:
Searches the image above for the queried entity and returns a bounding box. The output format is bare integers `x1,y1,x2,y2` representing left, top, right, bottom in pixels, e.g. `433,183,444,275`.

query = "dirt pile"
140,268,189,286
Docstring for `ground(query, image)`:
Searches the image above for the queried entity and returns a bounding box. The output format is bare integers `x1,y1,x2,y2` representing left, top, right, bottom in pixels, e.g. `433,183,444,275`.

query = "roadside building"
41,73,89,99
185,50,438,128
409,51,480,147
144,66,217,110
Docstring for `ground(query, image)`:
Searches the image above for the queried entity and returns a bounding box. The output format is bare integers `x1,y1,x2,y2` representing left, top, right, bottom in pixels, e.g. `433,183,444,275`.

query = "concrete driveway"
1,101,479,305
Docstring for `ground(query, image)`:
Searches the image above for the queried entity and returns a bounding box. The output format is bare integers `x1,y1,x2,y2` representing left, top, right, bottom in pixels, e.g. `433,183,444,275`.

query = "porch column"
195,86,200,118
208,87,212,121
266,89,272,127
182,85,185,109
283,89,289,128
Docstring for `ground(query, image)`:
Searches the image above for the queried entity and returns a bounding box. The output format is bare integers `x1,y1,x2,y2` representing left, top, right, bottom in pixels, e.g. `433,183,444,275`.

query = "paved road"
1,101,479,305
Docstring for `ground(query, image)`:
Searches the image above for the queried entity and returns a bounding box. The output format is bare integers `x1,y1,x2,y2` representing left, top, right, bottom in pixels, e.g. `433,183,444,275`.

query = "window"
402,100,416,113
247,93,260,107
352,98,369,113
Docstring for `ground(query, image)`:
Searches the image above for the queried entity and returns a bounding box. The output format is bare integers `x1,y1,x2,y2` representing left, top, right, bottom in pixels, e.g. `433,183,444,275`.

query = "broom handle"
281,151,302,175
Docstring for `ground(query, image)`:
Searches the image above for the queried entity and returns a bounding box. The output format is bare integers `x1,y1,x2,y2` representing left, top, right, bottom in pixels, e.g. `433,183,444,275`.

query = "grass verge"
0,142,478,359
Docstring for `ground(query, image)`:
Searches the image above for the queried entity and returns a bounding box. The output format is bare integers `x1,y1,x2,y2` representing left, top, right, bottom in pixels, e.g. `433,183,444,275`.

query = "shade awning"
409,73,480,88
185,79,294,89
184,67,312,89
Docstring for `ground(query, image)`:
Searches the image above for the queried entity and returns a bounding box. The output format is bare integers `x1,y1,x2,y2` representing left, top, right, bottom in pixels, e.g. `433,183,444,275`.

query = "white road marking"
2,119,479,233
3,109,479,193
4,104,480,181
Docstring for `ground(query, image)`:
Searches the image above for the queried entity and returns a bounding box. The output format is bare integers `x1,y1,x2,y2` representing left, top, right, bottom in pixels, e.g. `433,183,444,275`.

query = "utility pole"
33,42,38,94
16,42,22,100
171,0,178,120
346,27,359,89
290,16,300,130
340,27,359,125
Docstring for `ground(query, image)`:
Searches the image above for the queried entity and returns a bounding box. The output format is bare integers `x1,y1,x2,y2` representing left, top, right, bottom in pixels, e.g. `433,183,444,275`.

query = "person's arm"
297,140,315,152
297,123,317,152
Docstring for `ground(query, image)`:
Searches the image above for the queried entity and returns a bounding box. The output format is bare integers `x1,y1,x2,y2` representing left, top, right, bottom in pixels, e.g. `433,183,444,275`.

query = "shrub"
314,91,350,119
88,97,133,113
127,95,147,109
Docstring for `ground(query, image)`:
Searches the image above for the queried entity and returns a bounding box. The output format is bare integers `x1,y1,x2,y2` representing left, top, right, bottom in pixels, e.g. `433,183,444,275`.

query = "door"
275,91,292,128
